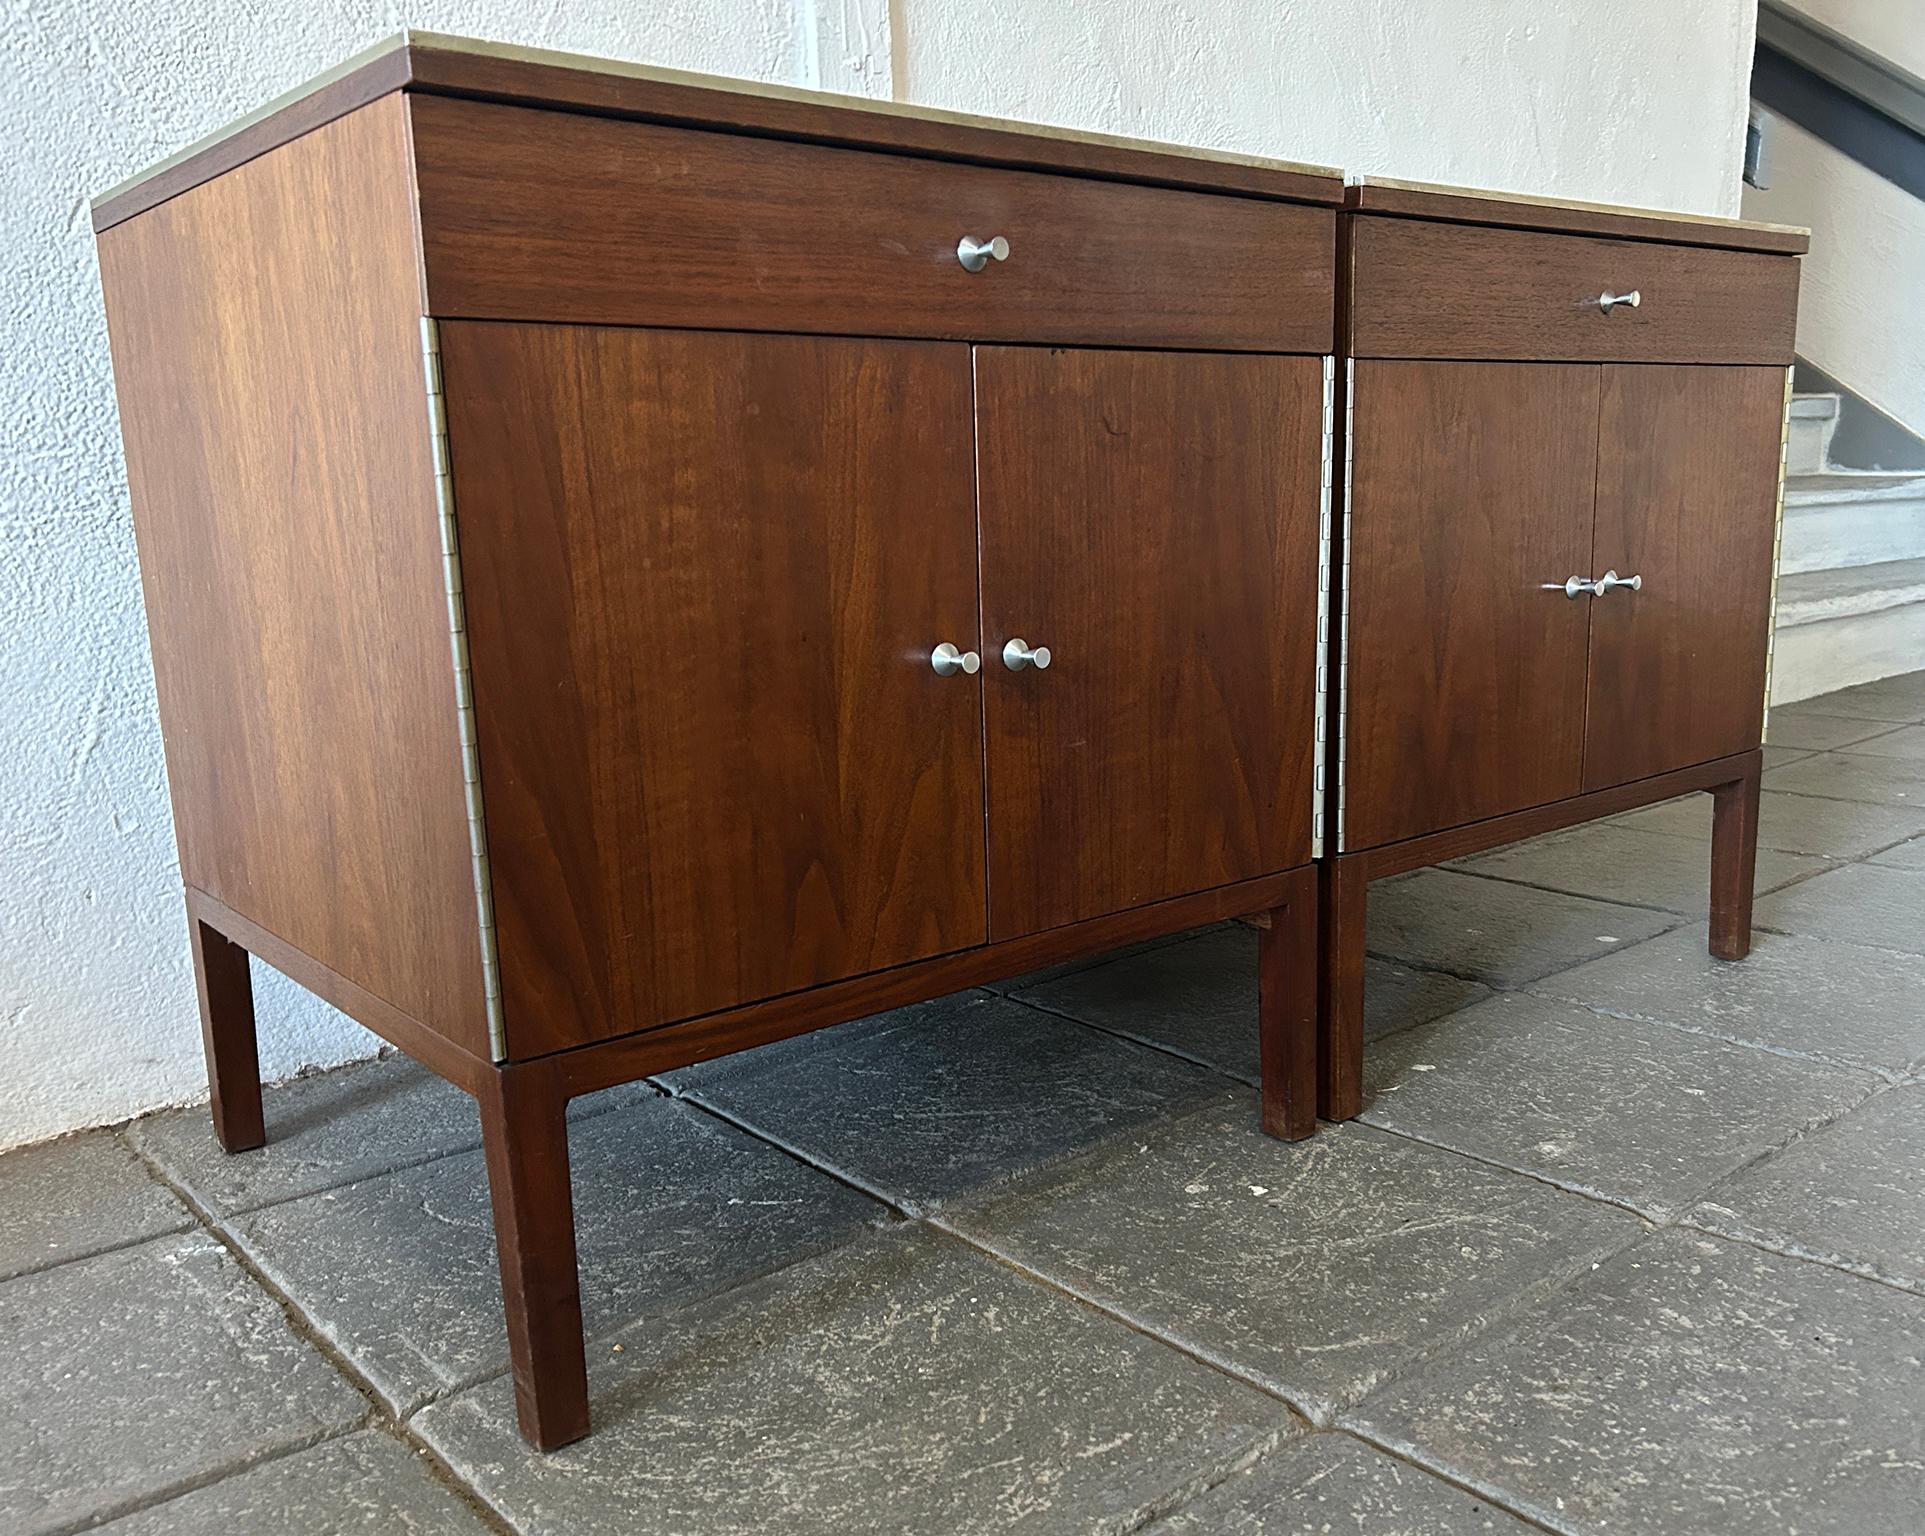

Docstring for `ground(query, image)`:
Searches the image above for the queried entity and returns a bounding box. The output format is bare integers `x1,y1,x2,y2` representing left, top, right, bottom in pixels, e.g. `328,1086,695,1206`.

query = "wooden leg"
1257,868,1318,1141
1710,757,1763,961
188,912,265,1153
478,1063,590,1451
1317,855,1367,1122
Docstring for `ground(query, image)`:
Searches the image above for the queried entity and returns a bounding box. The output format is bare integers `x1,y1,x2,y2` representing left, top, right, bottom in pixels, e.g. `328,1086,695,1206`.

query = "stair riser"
1781,493,1925,573
1771,600,1925,703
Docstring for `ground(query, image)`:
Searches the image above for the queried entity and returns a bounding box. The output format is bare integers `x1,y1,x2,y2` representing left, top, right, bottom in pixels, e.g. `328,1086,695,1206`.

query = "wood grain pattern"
1342,361,1599,850
478,1061,589,1450
95,34,1341,231
1316,856,1366,1122
1346,180,1810,255
441,323,987,1056
1357,751,1763,880
98,95,490,1059
544,869,1301,1098
1711,758,1763,962
1348,217,1800,364
976,347,1322,938
410,96,1335,354
1582,366,1785,791
1258,867,1319,1141
188,913,264,1153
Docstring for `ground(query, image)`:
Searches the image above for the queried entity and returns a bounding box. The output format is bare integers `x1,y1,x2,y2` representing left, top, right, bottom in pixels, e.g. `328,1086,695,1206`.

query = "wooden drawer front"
1349,217,1799,364
410,95,1334,353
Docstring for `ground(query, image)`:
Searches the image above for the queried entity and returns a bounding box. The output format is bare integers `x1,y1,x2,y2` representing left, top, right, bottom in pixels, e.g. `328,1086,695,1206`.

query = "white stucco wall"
1,0,1759,1151
1744,117,1925,437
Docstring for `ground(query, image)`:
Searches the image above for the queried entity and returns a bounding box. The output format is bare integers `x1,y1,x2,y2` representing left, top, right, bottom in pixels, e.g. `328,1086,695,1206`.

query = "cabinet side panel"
97,94,491,1059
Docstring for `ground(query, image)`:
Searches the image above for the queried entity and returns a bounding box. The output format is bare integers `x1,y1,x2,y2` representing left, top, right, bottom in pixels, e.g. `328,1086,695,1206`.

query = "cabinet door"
442,325,987,1054
1343,361,1599,849
1582,365,1785,790
975,347,1321,939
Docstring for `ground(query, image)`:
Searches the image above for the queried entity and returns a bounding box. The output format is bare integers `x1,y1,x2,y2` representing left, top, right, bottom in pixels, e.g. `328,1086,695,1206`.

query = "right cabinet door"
974,346,1322,939
1583,365,1786,791
1343,361,1600,849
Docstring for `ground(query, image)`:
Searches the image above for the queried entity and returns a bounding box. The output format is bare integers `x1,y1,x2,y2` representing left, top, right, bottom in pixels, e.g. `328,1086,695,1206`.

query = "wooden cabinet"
1584,365,1788,790
1343,361,1597,848
96,37,1337,1452
1321,183,1804,1120
977,347,1323,937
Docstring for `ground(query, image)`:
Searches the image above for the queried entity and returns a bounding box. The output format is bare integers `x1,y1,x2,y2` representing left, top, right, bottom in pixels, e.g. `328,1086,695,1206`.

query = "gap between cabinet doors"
435,323,1325,1055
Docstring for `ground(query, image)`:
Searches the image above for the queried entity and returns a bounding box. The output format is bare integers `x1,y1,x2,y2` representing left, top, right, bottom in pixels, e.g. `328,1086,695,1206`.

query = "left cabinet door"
975,347,1323,939
441,325,988,1054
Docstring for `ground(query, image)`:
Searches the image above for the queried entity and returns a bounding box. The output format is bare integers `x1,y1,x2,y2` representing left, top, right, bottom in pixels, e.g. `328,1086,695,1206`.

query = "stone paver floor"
5,674,1924,1534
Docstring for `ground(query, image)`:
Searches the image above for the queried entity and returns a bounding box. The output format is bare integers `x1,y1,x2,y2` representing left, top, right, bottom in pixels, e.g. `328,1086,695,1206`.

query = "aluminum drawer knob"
957,235,1010,273
1596,569,1642,595
1002,638,1050,671
1598,289,1641,313
930,642,981,677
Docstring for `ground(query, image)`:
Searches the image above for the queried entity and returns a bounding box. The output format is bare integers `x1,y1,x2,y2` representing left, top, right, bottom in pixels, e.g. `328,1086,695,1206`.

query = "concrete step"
1787,392,1840,476
1780,469,1925,574
1771,555,1925,704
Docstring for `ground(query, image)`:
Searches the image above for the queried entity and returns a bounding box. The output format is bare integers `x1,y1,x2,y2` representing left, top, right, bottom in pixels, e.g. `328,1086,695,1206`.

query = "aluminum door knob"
1001,637,1050,671
930,642,981,676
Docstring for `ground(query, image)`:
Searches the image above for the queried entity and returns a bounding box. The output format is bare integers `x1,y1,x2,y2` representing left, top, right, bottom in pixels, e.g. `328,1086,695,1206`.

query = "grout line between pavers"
1331,1426,1569,1536
1337,1420,1590,1536
33,1416,374,1536
123,1138,521,1536
1678,1206,1925,1303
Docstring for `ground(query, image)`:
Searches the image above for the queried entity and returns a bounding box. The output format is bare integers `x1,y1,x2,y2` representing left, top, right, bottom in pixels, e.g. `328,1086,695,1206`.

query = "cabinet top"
91,30,1347,232
1345,175,1810,256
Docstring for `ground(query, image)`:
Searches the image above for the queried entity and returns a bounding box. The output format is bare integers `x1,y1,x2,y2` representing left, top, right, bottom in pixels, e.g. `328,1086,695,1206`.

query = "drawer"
1348,216,1799,364
409,95,1334,353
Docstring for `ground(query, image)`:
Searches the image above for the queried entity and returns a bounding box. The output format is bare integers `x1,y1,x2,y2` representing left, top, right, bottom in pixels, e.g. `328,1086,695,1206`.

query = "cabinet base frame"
1316,748,1764,1122
184,863,1320,1451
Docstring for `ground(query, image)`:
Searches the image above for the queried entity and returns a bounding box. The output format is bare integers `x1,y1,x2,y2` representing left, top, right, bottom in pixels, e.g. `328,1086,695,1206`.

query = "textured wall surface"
1,0,1756,1150
1744,117,1925,435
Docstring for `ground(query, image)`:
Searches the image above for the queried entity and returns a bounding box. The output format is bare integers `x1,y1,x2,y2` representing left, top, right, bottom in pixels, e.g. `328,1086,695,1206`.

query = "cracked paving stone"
129,1052,649,1217
416,1223,1290,1536
1688,1083,1925,1295
1764,750,1925,807
95,1431,493,1534
1361,991,1872,1218
0,1130,192,1281
230,1093,884,1413
1755,862,1925,955
1346,1227,1925,1536
1143,1433,1542,1535
1364,869,1677,988
1534,923,1925,1076
1015,924,1490,1082
0,1231,365,1536
1767,711,1910,751
943,1097,1639,1424
1448,822,1828,915
665,989,1236,1212
1610,788,1925,860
